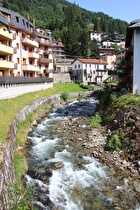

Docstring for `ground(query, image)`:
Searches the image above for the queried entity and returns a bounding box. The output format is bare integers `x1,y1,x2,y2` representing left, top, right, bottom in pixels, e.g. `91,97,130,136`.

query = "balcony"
28,52,39,59
0,43,13,55
22,65,39,71
0,60,14,69
44,69,52,74
38,39,53,47
0,27,13,40
44,50,52,55
38,58,52,64
22,37,39,48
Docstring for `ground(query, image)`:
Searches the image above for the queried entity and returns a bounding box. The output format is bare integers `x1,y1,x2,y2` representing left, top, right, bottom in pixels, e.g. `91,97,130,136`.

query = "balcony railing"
28,52,39,59
0,60,14,69
0,43,13,54
22,65,39,71
0,76,53,85
38,58,52,63
0,27,13,40
22,37,39,48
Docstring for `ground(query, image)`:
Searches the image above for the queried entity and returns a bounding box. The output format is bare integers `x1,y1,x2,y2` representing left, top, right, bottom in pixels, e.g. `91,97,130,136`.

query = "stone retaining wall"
53,72,72,83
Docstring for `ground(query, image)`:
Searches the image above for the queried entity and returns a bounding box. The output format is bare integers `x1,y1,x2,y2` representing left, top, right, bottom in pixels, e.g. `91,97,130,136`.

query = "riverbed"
25,97,140,210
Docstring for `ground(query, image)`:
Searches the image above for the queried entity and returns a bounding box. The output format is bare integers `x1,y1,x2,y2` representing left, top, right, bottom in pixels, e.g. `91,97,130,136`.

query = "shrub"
107,134,121,151
90,113,102,128
60,90,70,101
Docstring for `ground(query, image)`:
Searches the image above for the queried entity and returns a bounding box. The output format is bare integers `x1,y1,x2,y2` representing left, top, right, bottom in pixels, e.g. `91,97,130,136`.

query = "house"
0,6,53,78
125,19,140,94
98,46,115,57
72,58,108,85
89,30,103,42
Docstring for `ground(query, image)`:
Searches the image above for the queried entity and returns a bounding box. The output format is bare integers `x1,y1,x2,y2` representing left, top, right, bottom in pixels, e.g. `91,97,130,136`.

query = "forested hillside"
2,0,128,35
1,0,128,57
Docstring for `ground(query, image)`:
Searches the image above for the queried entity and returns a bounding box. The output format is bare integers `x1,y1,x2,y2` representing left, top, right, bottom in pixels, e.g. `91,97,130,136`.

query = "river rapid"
24,97,140,210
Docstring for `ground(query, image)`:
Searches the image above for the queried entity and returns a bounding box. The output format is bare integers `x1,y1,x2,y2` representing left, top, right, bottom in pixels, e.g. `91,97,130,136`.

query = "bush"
60,90,70,101
107,134,121,151
90,113,102,128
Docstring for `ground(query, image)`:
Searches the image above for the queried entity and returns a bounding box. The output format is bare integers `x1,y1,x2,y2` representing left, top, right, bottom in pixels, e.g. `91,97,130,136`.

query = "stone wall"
53,72,72,83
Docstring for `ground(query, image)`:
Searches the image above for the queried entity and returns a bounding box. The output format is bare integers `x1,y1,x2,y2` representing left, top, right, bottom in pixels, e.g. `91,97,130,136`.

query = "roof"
73,58,107,64
125,19,140,47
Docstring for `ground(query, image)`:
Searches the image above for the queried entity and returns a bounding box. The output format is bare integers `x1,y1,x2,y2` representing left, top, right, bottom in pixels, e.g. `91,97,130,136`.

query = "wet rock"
133,179,140,193
51,162,64,170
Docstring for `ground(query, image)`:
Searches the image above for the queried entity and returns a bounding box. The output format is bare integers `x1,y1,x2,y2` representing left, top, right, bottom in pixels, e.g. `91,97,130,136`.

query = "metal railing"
0,76,53,85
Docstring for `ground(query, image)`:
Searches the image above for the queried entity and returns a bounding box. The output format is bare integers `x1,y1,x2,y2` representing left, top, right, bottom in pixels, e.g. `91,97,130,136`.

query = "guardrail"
0,76,53,85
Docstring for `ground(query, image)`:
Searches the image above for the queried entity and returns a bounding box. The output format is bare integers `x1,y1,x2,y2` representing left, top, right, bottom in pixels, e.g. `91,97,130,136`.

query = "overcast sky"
67,0,140,23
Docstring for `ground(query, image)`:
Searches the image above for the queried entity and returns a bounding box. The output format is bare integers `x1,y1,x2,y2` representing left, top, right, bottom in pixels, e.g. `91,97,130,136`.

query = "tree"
88,39,99,58
62,3,88,57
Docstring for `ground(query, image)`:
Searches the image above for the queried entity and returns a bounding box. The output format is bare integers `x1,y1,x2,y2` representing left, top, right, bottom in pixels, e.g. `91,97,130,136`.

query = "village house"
125,19,140,95
89,30,103,42
72,58,108,85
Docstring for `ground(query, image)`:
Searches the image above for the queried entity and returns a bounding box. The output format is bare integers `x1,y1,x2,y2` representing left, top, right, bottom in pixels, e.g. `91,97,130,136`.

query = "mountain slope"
2,0,128,35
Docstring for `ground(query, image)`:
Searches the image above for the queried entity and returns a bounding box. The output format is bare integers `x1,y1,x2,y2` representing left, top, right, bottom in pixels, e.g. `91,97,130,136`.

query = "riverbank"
52,101,140,180
26,96,140,209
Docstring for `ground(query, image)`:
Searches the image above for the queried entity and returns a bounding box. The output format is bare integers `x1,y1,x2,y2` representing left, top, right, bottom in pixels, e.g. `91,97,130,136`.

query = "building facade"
72,58,108,85
0,13,14,76
0,6,53,78
125,19,140,94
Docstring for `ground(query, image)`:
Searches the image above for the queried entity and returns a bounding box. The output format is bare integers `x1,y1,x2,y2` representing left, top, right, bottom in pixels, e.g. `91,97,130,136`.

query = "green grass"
0,87,60,142
53,83,90,93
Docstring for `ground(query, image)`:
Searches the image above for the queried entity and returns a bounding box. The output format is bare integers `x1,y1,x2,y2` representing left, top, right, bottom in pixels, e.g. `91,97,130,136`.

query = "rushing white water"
25,98,140,210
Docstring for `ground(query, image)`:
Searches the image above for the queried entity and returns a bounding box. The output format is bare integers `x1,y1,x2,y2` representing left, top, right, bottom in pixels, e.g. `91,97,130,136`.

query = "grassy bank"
95,90,140,163
0,87,60,143
54,83,94,92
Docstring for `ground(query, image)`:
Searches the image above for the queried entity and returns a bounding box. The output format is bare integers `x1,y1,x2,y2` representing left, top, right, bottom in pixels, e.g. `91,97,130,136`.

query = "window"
75,65,77,69
17,58,19,64
104,65,107,70
78,64,80,68
16,16,19,23
26,22,29,28
22,19,25,25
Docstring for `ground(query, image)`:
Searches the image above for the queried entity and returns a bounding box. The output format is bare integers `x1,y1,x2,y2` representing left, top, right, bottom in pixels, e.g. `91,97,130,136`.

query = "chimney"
26,14,30,20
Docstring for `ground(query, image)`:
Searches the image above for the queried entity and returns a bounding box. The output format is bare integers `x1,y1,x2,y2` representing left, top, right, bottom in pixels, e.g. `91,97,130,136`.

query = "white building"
72,58,108,85
125,19,140,94
89,30,103,42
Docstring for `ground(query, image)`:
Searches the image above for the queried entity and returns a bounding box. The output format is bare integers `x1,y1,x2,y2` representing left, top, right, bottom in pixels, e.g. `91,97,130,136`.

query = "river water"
25,97,140,210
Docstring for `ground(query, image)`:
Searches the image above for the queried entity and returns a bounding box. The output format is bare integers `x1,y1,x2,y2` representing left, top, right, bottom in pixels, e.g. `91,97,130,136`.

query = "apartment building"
0,13,14,76
0,6,53,78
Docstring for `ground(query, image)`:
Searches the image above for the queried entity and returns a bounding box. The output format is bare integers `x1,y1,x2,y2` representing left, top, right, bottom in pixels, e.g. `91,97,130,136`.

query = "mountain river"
24,97,140,210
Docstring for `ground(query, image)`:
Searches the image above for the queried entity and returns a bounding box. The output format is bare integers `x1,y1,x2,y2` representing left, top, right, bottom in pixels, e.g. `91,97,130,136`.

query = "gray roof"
0,6,35,33
0,13,8,25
